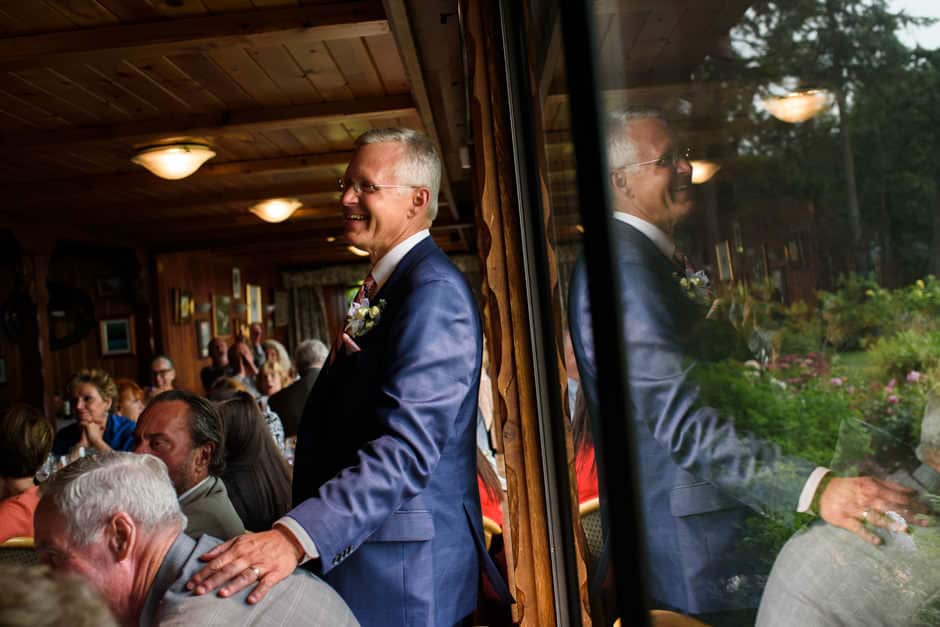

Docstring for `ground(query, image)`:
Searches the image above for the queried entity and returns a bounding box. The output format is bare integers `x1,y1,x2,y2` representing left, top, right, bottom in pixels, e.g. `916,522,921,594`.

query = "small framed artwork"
196,320,212,359
714,240,734,281
0,356,6,384
275,291,289,327
212,294,232,337
99,317,135,356
232,268,242,299
172,288,194,324
96,276,124,297
246,284,262,324
786,237,804,267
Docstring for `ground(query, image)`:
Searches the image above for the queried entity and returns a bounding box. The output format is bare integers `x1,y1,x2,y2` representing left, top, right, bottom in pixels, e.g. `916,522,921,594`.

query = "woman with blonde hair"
52,368,136,456
261,339,293,378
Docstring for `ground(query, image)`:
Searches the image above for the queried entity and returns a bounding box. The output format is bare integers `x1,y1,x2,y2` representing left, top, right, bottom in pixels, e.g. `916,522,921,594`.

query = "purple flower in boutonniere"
346,298,387,339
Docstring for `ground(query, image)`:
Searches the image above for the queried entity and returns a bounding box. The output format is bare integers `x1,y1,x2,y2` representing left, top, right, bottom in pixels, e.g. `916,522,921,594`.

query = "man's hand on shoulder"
187,527,306,604
819,476,931,544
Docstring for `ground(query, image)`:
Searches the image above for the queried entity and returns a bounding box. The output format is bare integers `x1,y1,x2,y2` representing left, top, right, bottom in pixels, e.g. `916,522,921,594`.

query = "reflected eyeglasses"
337,177,420,195
615,146,693,171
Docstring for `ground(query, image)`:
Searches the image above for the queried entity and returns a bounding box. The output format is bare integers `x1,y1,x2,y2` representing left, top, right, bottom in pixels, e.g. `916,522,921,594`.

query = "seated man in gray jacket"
134,390,244,540
34,452,359,627
757,400,940,627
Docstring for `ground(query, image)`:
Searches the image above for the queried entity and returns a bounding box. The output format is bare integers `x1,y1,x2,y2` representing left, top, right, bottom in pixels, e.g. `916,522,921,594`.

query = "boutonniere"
674,269,712,306
345,298,387,339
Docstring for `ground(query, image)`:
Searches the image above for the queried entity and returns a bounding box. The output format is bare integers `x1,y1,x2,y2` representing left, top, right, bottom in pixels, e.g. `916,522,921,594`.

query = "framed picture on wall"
196,320,212,359
99,317,135,356
714,240,734,281
246,284,262,324
172,288,194,324
232,268,242,299
212,294,232,337
275,291,289,327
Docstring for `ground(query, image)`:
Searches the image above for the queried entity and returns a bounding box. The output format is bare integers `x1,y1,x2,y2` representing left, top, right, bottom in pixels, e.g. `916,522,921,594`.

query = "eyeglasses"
615,146,693,171
337,177,420,195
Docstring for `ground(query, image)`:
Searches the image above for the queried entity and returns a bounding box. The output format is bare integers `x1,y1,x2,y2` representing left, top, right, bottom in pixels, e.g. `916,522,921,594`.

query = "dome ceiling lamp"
690,160,721,184
131,143,216,180
761,88,833,124
250,198,302,223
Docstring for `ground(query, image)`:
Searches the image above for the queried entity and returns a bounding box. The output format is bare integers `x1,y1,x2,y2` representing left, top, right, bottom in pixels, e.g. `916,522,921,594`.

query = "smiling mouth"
344,214,369,221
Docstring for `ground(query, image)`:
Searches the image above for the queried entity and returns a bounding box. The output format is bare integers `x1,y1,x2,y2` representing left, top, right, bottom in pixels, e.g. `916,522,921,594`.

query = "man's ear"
408,187,431,219
108,512,136,561
193,442,213,473
610,170,629,193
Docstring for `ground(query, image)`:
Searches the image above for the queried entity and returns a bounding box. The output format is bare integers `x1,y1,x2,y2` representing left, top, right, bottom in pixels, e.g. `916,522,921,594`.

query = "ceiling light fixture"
250,198,302,223
761,89,832,124
690,160,721,184
347,245,370,257
131,143,216,180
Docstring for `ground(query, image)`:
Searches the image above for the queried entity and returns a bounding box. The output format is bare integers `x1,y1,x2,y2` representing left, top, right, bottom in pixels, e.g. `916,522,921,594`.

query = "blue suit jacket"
569,220,814,614
289,237,500,626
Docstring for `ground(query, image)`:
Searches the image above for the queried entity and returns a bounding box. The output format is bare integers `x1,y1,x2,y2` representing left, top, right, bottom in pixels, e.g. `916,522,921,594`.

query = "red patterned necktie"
329,272,376,363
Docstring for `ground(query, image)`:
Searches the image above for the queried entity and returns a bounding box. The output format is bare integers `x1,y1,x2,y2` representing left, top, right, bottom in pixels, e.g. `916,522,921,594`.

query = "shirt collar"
612,212,676,260
177,476,210,502
370,229,430,294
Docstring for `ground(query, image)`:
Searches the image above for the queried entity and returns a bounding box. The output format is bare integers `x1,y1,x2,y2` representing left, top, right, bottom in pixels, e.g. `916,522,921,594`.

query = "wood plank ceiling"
0,0,471,267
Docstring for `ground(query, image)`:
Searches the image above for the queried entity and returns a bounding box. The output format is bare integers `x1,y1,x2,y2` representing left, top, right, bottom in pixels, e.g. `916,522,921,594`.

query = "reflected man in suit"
568,107,924,623
188,128,507,626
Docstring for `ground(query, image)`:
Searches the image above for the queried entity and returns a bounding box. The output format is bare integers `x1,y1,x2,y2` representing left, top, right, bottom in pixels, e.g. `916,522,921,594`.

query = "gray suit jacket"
179,476,245,541
757,464,940,626
140,533,359,626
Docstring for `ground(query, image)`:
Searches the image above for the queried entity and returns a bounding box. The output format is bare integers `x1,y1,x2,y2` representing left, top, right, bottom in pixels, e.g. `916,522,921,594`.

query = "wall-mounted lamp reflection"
761,89,832,124
691,160,721,184
348,246,370,257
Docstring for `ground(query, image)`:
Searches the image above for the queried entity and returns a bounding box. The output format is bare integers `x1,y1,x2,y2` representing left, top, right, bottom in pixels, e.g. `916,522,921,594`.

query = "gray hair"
295,339,329,373
356,127,442,222
261,339,291,373
606,106,666,169
39,452,184,547
0,565,117,627
151,355,174,370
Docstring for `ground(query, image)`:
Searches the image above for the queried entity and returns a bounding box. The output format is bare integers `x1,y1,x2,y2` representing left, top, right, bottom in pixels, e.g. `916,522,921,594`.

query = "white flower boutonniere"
674,269,712,306
345,297,387,339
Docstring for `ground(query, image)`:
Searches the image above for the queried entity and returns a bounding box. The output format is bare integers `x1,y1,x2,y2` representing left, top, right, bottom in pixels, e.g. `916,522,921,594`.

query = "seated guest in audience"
217,392,292,531
210,377,284,450
255,361,288,451
33,453,359,627
53,368,136,457
0,404,54,542
0,565,117,627
249,322,266,368
147,355,177,401
133,390,245,540
268,339,328,438
201,337,235,394
262,338,293,378
115,379,146,422
228,338,261,398
757,401,940,627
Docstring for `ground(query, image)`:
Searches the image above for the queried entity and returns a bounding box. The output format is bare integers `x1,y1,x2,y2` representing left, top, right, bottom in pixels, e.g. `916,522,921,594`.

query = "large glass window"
509,0,940,624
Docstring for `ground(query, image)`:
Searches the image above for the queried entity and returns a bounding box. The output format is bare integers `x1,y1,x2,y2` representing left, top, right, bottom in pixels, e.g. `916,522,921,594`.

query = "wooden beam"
1,95,416,150
6,151,354,200
19,180,341,222
0,3,388,72
382,0,459,222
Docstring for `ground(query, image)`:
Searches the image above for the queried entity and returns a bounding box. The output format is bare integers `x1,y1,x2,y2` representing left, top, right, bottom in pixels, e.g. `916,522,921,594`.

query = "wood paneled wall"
155,251,286,395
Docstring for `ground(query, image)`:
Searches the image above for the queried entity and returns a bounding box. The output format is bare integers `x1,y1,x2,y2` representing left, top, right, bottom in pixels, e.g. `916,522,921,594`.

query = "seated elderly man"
33,452,359,627
757,399,940,626
268,338,328,437
134,390,245,540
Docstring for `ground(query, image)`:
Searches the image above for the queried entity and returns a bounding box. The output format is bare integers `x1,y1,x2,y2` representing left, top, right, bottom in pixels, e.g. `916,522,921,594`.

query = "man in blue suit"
568,107,924,624
188,128,506,625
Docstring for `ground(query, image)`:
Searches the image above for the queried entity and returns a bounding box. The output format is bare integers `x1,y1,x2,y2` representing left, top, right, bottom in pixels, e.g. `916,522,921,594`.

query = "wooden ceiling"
0,0,472,267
